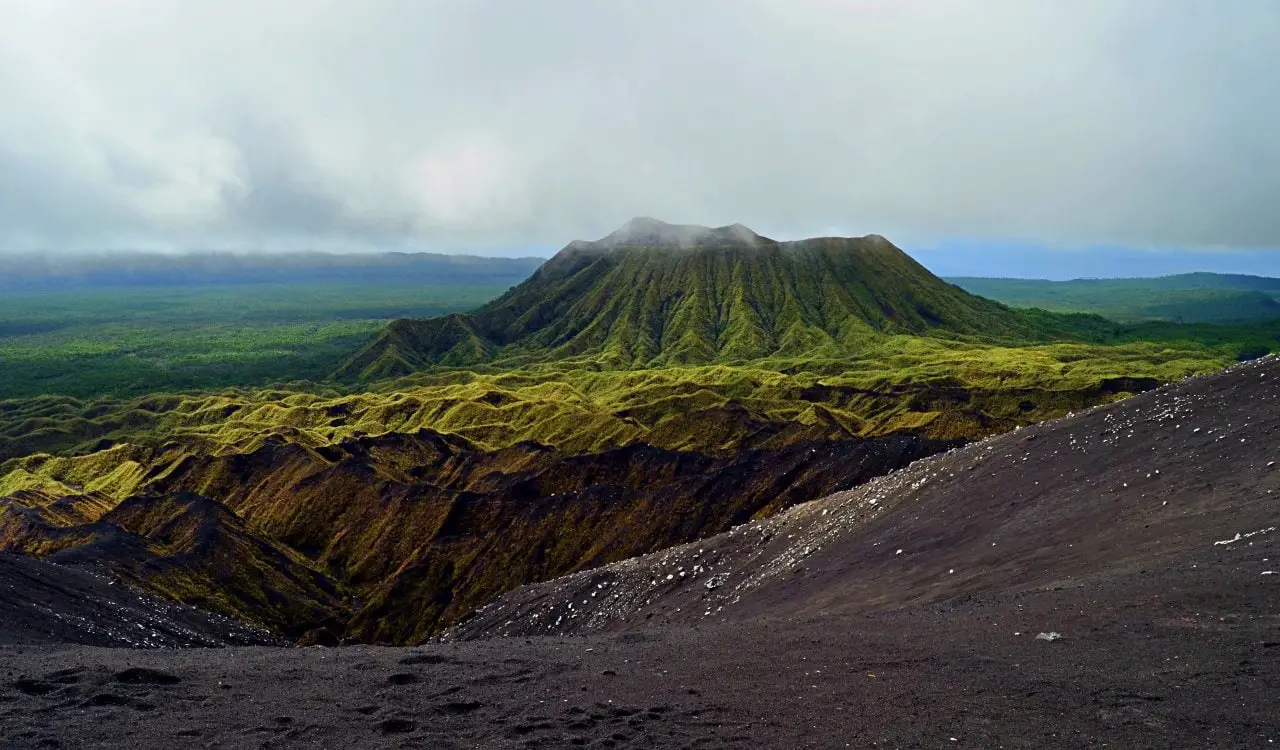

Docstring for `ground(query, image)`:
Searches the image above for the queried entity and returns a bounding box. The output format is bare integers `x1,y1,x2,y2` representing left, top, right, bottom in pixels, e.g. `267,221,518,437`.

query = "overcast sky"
1,0,1278,258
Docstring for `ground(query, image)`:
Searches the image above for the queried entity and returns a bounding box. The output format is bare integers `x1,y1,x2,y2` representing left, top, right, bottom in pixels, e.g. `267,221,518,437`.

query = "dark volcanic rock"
2,492,349,639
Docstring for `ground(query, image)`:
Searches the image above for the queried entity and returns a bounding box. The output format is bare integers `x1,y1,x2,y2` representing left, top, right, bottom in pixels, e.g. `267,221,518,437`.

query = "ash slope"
455,354,1280,638
0,552,282,648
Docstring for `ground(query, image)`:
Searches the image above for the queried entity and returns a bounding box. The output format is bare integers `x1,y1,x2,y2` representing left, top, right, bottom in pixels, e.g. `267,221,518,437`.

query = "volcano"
338,219,1092,380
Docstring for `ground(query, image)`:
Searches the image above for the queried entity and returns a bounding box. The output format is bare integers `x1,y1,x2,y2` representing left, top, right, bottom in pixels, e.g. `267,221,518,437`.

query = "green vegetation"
4,225,1277,461
1,329,1260,465
3,222,1279,642
950,273,1280,323
0,282,510,399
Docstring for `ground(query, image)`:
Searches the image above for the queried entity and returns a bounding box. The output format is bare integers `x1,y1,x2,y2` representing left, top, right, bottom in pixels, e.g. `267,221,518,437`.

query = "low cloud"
0,0,1277,252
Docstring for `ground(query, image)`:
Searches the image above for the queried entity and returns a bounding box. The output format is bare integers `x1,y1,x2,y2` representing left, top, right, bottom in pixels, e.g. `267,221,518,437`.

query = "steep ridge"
338,219,1107,379
1,429,956,643
451,353,1280,639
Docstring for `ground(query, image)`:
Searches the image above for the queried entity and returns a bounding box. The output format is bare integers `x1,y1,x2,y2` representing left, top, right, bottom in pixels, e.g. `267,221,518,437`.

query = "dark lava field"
2,355,1278,749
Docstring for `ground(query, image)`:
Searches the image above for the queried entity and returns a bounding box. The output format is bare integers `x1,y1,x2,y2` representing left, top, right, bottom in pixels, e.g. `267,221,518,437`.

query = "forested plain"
0,283,510,399
950,273,1280,323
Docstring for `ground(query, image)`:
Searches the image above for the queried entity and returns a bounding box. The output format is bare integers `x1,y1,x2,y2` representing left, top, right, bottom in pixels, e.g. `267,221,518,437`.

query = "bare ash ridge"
449,353,1280,640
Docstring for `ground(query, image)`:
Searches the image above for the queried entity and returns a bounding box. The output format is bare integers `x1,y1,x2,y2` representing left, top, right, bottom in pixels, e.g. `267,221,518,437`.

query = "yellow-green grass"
0,333,1235,501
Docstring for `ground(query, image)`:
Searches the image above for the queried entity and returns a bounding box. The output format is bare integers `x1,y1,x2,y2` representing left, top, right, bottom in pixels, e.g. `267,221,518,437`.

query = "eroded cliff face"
0,426,958,643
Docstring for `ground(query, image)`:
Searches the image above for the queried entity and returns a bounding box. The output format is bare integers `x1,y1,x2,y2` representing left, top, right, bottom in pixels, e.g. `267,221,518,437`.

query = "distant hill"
339,218,1104,380
951,273,1280,323
0,251,544,290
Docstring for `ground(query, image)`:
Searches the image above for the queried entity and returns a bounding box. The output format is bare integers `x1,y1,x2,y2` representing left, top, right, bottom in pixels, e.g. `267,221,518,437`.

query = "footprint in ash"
9,668,89,698
114,668,181,686
398,653,451,666
79,692,155,711
378,717,417,735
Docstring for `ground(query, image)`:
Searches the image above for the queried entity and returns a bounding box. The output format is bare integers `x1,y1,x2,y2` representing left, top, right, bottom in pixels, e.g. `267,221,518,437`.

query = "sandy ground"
2,356,1278,748
2,568,1276,749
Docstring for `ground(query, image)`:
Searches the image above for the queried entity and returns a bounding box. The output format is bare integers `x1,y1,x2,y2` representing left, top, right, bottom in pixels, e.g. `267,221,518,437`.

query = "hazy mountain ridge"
951,272,1280,323
0,252,544,290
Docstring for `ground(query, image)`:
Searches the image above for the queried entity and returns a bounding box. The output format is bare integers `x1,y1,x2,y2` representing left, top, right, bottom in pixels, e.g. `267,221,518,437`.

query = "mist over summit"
588,218,767,249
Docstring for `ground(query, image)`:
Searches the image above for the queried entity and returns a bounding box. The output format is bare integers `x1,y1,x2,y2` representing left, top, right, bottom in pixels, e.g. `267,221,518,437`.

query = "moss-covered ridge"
1,334,1223,465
